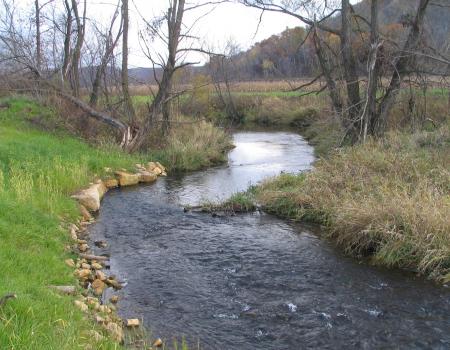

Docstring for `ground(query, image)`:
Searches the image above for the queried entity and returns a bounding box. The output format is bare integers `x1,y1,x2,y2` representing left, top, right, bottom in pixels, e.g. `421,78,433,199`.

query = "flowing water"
90,131,450,349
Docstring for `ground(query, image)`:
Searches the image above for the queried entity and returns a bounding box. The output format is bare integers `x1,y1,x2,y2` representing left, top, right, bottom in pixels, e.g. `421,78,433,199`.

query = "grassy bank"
0,97,230,349
0,98,146,349
232,123,450,283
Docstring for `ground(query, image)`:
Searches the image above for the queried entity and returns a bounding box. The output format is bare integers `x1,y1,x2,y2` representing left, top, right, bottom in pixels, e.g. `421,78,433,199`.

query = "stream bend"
90,131,450,350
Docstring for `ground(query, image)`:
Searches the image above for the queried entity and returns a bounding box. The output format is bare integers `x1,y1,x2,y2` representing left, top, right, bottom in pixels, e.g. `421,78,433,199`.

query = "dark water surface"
90,132,450,349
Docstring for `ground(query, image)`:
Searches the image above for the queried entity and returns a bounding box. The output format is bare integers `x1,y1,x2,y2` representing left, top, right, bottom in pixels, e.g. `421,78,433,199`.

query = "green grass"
0,97,145,349
197,191,257,213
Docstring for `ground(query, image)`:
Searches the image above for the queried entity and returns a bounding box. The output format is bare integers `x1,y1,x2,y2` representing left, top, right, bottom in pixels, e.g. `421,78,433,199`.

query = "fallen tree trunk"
40,80,136,149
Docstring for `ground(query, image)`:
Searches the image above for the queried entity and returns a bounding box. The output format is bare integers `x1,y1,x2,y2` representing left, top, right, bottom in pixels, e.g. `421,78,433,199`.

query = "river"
90,131,450,349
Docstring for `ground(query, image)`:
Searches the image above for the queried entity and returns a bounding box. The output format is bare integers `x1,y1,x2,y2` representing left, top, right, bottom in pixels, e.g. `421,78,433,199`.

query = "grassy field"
129,80,449,135
0,97,231,349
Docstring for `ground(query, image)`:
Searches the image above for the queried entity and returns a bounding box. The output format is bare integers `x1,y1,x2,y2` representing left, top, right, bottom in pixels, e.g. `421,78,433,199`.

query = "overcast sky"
15,0,346,67
91,0,302,67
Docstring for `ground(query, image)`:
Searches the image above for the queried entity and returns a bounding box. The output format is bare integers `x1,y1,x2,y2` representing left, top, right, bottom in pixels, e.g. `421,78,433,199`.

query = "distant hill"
226,0,450,80
330,0,450,47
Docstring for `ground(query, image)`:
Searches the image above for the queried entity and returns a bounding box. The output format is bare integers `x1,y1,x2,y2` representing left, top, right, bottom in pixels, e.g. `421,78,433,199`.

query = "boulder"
115,171,139,187
126,319,140,327
153,338,163,347
95,315,106,324
105,277,122,290
92,279,106,296
98,305,111,314
135,164,146,171
146,162,158,172
91,262,103,270
153,166,163,176
146,162,166,175
79,204,93,221
94,179,108,199
138,171,157,183
155,162,166,172
85,297,100,310
71,188,98,212
95,270,107,281
110,295,119,304
79,243,89,253
69,225,78,241
76,268,91,279
104,177,119,189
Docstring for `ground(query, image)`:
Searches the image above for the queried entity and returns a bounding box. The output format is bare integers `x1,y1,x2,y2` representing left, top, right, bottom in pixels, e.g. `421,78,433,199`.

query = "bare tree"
127,0,188,150
0,0,136,148
61,0,72,82
89,1,123,107
242,0,433,141
121,0,135,121
69,0,86,97
361,0,381,141
373,0,431,135
207,40,241,125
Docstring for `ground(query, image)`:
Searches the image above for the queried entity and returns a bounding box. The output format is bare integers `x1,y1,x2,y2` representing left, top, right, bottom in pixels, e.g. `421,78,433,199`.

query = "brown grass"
254,124,450,282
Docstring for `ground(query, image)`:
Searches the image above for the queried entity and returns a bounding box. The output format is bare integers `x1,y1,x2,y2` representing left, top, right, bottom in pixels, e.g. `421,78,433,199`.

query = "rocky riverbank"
62,161,168,347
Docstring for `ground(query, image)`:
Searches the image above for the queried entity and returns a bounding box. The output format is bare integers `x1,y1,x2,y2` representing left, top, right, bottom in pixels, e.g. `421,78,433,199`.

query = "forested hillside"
226,0,450,80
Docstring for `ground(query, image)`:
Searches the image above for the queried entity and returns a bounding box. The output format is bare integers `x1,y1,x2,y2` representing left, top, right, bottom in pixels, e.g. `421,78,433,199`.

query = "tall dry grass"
149,120,233,172
255,124,450,282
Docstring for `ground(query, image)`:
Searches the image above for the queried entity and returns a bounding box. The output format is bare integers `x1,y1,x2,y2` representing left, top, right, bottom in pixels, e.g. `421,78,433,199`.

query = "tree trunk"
121,0,135,121
312,27,343,117
90,6,123,107
89,63,104,107
62,0,72,82
35,0,41,72
70,0,86,97
362,0,381,141
340,0,361,141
